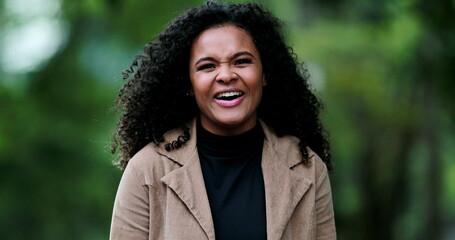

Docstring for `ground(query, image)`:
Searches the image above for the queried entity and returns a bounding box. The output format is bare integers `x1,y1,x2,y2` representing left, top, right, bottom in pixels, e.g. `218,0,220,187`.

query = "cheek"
190,75,213,99
242,70,265,94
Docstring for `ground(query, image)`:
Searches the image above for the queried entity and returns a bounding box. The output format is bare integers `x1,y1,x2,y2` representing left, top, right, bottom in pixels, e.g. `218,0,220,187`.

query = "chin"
216,113,256,128
218,119,246,128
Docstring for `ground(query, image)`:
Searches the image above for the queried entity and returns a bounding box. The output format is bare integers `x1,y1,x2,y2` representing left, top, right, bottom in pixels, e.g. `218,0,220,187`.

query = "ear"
262,74,267,86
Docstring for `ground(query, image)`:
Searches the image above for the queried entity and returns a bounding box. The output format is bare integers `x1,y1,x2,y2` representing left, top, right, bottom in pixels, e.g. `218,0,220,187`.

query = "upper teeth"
216,92,242,98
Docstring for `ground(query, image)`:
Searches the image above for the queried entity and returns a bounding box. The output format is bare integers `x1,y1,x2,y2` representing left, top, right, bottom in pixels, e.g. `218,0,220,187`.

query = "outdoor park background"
0,0,453,239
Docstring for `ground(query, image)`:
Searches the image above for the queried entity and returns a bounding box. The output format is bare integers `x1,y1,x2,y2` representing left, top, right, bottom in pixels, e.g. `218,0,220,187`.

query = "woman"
110,1,336,239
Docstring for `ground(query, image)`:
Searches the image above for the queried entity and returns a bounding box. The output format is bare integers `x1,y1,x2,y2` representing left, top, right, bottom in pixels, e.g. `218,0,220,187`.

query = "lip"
214,95,245,107
213,88,245,107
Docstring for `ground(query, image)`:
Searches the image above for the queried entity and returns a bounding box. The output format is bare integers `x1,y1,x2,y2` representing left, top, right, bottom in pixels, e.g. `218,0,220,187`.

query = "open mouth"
214,91,245,101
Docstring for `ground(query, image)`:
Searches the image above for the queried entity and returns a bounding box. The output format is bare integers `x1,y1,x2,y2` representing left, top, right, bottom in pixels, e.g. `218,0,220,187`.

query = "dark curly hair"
112,1,332,171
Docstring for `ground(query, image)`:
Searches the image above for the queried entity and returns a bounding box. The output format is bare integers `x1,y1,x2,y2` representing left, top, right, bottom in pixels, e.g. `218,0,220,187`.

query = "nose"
215,65,237,83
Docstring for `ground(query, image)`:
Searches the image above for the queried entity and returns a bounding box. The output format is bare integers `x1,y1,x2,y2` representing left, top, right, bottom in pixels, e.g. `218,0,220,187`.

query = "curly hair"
112,1,332,171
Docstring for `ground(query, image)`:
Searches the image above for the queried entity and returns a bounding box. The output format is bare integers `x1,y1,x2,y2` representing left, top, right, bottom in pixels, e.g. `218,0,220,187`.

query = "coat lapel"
160,148,215,240
158,120,216,240
260,121,312,240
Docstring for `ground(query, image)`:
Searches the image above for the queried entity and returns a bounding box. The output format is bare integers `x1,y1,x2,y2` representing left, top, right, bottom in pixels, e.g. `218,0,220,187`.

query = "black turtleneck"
197,120,267,240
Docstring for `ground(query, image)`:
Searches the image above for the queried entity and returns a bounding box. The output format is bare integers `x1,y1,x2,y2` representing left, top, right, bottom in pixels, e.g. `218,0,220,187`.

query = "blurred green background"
0,0,453,239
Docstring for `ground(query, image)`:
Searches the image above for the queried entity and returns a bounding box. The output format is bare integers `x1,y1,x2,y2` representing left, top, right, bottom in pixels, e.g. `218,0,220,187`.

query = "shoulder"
280,135,327,177
306,147,328,180
124,142,181,187
260,120,300,160
261,120,327,172
126,143,161,168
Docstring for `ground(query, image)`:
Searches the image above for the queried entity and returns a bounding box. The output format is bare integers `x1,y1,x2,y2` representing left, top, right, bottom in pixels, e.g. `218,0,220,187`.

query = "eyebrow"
194,51,255,66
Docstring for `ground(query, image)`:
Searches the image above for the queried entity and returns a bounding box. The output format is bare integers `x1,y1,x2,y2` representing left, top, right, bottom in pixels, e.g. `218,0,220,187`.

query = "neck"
199,115,258,136
196,119,264,157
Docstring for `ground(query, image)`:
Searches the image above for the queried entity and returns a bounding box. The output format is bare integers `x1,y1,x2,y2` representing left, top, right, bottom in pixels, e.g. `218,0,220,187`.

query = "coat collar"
156,119,312,240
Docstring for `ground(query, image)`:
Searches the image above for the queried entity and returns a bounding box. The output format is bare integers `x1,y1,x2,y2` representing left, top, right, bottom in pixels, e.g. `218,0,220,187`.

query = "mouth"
213,90,245,107
214,91,245,101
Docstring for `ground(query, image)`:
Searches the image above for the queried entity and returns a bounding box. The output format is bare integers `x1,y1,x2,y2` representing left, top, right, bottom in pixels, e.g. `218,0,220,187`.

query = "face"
189,25,266,136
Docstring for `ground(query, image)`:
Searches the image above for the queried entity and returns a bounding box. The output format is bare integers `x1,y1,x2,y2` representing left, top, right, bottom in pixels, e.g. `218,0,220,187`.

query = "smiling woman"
189,25,266,136
110,1,336,239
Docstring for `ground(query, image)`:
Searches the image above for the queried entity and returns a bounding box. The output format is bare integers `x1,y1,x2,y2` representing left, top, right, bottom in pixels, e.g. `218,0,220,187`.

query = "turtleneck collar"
196,119,264,158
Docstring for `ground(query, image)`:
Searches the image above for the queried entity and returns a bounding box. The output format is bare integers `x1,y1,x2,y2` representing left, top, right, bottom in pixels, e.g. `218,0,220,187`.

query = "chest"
150,156,316,240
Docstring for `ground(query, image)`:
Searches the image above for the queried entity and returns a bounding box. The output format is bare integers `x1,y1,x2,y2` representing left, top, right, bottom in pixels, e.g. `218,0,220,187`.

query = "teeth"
216,92,242,98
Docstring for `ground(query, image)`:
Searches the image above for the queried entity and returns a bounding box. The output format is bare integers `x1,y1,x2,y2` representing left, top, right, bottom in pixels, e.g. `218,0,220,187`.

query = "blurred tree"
291,0,454,239
412,0,454,238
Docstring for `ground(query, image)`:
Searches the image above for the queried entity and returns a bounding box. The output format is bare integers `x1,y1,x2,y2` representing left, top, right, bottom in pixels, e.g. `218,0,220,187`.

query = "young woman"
110,2,336,239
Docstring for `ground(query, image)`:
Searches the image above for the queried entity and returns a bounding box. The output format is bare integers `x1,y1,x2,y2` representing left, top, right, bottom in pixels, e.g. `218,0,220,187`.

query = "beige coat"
110,120,336,240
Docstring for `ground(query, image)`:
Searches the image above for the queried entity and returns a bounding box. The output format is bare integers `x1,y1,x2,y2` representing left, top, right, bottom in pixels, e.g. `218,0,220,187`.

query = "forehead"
190,25,259,58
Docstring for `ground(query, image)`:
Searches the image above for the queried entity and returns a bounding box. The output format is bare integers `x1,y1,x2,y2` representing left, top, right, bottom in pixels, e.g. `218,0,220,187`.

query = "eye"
196,64,216,71
234,58,252,65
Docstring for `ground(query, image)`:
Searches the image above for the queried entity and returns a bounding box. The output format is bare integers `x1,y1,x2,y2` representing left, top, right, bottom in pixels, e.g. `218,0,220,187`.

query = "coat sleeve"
314,161,337,239
110,163,150,240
